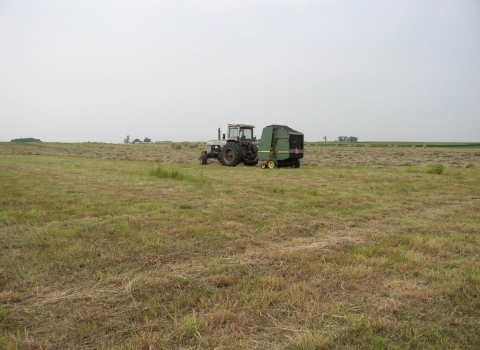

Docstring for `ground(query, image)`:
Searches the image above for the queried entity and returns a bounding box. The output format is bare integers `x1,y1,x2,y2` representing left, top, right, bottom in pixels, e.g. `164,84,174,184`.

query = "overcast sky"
1,0,479,143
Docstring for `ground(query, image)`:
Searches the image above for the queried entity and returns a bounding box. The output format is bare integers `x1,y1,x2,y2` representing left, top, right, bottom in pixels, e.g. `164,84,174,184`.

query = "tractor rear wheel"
243,144,259,166
220,142,243,166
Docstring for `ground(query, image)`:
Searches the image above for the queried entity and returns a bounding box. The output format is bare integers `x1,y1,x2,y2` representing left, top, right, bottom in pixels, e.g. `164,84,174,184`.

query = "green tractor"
258,125,304,169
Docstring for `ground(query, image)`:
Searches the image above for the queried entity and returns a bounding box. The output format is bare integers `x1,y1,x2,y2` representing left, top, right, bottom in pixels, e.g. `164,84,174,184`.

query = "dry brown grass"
0,292,20,304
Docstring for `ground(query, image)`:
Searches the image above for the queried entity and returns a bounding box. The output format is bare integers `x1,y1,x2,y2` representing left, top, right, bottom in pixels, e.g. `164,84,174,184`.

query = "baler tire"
290,159,301,168
267,159,278,169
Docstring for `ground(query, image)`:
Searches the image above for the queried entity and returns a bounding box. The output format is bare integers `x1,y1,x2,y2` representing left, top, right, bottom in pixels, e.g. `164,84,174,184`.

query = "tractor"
200,124,258,166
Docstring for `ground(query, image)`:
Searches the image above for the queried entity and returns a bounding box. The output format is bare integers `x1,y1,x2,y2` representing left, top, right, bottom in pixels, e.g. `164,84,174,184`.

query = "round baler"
258,125,304,169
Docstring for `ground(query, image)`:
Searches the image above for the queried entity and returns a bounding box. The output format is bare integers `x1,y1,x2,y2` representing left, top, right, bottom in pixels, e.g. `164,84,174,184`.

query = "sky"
1,0,480,143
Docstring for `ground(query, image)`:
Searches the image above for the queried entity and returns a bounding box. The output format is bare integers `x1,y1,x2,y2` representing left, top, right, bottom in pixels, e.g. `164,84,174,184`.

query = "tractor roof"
228,124,255,128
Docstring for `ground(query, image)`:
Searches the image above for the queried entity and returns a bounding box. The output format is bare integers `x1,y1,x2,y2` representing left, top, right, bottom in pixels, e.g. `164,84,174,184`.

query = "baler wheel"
267,159,278,169
290,159,300,168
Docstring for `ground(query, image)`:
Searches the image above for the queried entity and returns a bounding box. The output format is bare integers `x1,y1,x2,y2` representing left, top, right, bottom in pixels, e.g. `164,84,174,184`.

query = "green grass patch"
149,165,184,179
149,164,206,184
426,164,445,174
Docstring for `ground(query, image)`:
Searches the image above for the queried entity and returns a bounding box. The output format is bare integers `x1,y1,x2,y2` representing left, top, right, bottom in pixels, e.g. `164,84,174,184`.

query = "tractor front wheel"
220,142,243,166
200,152,208,165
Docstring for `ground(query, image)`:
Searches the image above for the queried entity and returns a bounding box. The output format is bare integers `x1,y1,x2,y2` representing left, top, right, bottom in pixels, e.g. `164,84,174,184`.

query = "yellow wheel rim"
268,160,275,169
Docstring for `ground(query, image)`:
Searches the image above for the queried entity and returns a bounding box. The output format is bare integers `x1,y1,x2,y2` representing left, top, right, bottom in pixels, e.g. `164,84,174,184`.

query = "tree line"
11,138,42,142
338,136,358,142
124,136,151,144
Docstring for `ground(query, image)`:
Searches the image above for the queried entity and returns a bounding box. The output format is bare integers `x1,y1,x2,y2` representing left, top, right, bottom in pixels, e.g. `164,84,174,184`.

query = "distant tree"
124,135,130,144
144,137,151,143
11,138,41,142
132,138,141,144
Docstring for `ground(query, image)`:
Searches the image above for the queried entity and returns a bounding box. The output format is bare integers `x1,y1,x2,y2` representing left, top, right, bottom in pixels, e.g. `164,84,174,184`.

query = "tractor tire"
251,143,258,155
220,142,243,166
243,143,259,166
200,152,208,165
267,159,278,169
261,163,267,169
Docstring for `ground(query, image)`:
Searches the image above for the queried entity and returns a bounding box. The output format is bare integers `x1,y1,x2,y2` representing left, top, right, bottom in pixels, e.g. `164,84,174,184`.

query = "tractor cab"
227,124,255,142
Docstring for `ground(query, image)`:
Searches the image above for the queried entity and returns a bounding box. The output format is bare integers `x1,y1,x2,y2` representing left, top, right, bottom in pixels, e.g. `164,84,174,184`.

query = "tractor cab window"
228,128,239,138
240,129,252,140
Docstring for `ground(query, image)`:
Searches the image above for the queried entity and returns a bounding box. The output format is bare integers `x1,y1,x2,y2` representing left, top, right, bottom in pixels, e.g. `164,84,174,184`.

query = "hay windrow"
1,142,480,168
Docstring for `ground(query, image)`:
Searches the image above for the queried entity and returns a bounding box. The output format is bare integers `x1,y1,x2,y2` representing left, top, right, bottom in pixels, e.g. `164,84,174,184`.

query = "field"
1,142,479,349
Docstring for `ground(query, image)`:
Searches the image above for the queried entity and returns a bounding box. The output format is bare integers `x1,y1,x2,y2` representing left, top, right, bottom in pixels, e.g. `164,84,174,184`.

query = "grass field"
1,142,479,349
